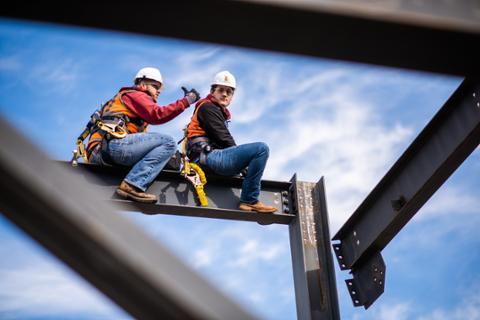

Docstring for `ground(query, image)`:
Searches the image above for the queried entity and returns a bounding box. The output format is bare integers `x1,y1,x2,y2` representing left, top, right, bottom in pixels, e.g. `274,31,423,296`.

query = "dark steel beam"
0,1,479,76
289,176,340,320
65,162,295,225
0,116,257,320
332,78,480,308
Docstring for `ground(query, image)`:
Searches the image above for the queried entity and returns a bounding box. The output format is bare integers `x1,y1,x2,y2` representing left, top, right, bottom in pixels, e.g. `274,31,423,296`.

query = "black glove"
182,86,200,105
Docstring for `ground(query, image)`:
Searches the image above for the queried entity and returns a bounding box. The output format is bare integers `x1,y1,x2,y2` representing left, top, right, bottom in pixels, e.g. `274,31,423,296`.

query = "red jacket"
120,86,190,124
87,86,190,156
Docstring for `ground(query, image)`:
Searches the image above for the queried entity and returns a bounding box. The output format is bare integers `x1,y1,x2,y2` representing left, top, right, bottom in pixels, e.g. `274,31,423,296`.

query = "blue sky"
1,18,479,320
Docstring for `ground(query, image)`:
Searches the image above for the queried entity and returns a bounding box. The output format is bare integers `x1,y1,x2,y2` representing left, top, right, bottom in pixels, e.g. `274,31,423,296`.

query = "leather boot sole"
116,188,157,204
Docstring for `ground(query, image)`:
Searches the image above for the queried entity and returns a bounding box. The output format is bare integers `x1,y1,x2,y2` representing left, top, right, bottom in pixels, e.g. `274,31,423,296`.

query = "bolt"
348,282,352,286
473,92,476,97
373,277,377,282
352,290,356,295
355,300,360,304
338,255,343,259
356,240,360,245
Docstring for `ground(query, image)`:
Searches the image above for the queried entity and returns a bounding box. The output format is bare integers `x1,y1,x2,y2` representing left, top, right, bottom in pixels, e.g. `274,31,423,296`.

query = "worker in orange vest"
186,71,277,213
87,67,200,203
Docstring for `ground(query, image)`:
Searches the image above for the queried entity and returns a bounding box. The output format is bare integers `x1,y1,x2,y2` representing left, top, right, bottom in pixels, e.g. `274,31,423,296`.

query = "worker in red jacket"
87,67,200,203
186,71,277,213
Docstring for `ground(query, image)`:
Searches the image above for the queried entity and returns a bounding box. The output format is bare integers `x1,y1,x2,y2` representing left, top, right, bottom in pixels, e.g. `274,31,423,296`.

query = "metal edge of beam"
116,200,295,225
331,78,480,307
72,161,292,191
0,115,257,320
0,1,479,76
65,162,295,224
288,175,340,320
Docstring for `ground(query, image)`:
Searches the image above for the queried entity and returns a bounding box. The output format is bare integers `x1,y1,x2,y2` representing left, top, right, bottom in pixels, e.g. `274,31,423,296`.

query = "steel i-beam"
332,78,480,308
1,1,479,76
65,162,295,226
0,116,257,320
289,175,340,320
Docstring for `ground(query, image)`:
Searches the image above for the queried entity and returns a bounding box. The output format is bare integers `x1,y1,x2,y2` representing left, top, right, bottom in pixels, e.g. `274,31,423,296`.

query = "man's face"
212,85,235,108
140,80,163,102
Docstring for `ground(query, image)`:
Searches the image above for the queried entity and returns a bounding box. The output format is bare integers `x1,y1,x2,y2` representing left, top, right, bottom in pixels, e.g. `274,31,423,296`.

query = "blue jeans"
90,132,176,191
205,142,270,204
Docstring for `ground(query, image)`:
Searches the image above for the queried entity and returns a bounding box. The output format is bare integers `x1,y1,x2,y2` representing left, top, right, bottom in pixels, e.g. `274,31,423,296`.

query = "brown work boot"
239,201,277,213
116,181,157,203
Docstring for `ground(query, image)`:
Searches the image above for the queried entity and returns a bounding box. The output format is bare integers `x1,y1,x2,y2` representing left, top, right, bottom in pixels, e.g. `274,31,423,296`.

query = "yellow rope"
181,137,208,206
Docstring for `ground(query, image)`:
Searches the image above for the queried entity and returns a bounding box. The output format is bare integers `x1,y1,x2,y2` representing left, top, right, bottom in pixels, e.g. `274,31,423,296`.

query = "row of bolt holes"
474,92,480,108
335,232,360,268
346,268,384,305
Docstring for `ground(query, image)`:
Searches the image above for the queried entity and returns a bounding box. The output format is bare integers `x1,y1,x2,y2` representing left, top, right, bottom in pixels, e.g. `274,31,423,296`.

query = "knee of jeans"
256,142,269,156
164,136,177,152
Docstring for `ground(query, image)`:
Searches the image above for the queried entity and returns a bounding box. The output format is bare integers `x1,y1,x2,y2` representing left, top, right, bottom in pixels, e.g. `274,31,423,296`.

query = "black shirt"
196,102,236,149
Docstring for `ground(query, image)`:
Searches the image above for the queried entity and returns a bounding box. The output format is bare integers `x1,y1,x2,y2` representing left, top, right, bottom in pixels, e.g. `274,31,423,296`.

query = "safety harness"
180,129,208,207
71,89,145,166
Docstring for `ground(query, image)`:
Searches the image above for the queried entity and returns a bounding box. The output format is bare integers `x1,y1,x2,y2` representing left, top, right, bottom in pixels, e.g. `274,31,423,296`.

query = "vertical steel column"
289,176,340,320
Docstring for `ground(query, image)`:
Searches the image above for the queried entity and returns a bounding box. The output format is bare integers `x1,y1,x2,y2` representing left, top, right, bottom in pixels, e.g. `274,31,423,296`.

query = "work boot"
239,201,277,213
116,181,157,203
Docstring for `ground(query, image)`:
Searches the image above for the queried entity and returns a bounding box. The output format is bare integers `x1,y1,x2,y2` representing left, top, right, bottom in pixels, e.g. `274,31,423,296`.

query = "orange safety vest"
87,89,148,156
186,100,208,139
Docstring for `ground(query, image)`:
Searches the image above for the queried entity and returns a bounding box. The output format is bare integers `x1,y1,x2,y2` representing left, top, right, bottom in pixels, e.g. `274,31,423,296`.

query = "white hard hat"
212,70,236,89
134,67,163,84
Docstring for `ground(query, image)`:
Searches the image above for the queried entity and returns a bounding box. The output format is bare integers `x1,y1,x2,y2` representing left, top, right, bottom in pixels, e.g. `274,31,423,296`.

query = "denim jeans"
90,132,176,191
205,142,269,204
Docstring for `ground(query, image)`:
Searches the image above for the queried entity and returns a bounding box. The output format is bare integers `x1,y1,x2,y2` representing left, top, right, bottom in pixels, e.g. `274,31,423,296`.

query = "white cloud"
353,302,412,320
417,184,480,220
0,260,129,319
418,294,480,320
